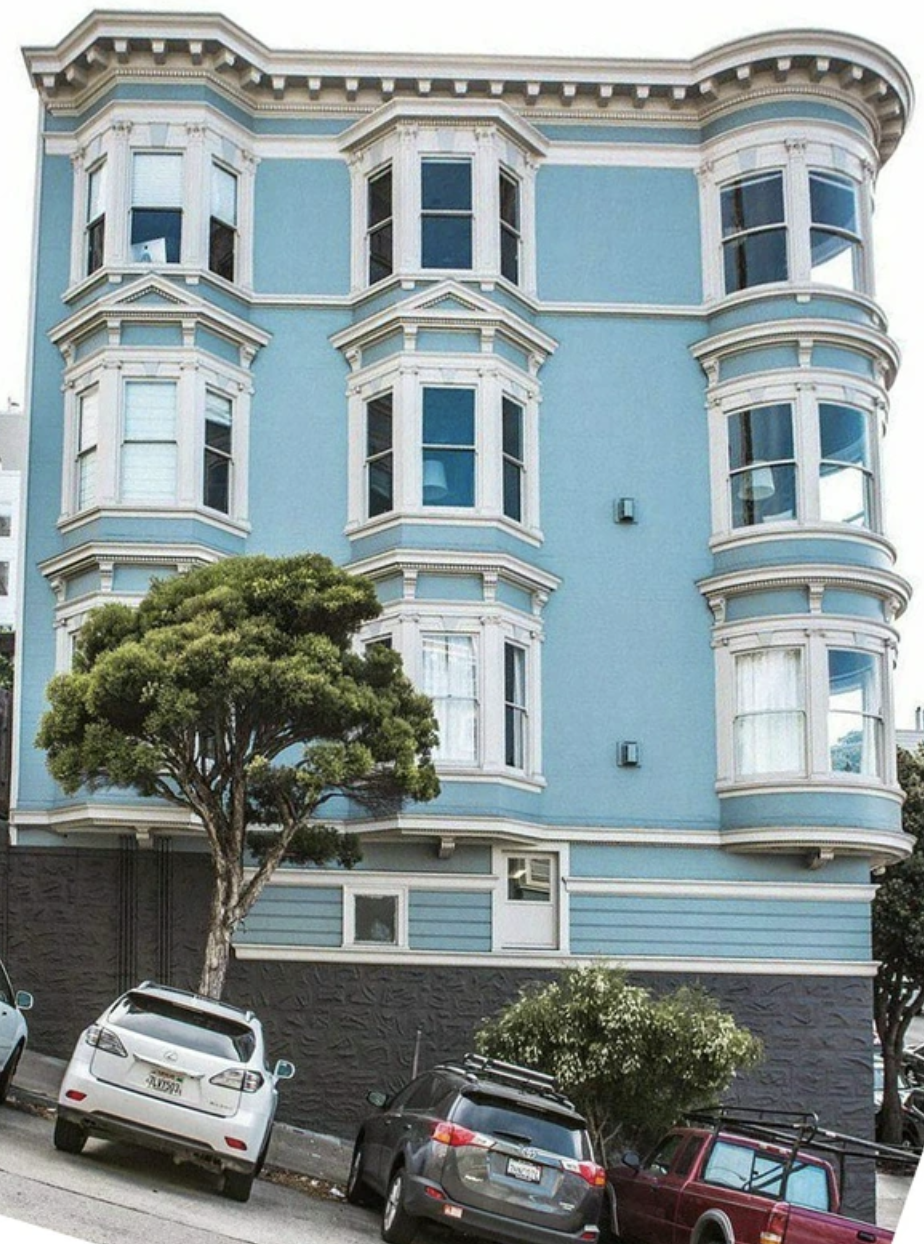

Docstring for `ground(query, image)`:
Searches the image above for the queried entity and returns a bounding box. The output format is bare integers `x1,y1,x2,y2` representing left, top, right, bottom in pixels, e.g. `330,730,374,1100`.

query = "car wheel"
53,1115,87,1154
346,1139,374,1206
381,1167,417,1244
0,1042,23,1105
223,1168,255,1203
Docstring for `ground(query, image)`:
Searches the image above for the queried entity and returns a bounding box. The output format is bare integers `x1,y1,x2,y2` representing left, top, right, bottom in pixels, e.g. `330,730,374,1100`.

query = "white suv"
54,981,295,1201
0,955,33,1104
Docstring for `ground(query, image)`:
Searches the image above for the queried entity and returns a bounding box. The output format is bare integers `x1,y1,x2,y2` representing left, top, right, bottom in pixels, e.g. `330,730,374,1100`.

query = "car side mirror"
367,1089,389,1109
15,991,33,1011
622,1151,641,1172
273,1060,296,1081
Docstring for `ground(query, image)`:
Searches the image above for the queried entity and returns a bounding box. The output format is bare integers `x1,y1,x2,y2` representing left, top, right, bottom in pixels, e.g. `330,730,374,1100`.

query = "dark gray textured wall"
0,839,876,1218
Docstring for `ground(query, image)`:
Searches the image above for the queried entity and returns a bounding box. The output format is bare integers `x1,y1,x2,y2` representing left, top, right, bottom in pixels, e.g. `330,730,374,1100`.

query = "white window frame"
707,370,885,544
61,352,252,532
66,109,257,291
344,109,541,294
347,355,540,541
699,126,874,304
714,619,897,792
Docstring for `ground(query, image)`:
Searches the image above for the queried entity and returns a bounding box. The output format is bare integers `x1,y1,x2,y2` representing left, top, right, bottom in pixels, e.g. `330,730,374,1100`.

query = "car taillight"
209,1069,265,1093
65,1090,87,1101
431,1121,495,1149
562,1158,607,1187
224,1137,248,1151
85,1026,128,1058
760,1203,790,1244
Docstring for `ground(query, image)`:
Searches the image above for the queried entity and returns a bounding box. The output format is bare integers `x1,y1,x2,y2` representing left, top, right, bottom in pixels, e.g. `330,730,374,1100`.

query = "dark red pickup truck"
604,1111,899,1244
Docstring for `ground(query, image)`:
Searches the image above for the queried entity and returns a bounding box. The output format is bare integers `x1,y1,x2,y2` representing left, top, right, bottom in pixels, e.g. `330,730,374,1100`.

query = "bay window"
734,649,805,776
818,404,873,527
809,172,861,290
131,153,183,264
121,381,177,504
828,649,883,777
209,163,237,282
422,633,479,764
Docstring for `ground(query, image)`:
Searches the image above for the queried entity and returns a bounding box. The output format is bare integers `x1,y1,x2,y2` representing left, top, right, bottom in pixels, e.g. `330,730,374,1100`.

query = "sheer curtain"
735,649,805,775
422,634,477,763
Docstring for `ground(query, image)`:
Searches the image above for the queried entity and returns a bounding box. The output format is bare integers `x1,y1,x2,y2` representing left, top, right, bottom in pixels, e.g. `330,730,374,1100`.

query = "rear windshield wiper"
493,1130,534,1145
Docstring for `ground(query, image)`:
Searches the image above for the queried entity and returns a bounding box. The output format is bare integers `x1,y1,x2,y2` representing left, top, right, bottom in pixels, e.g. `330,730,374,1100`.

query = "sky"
0,0,921,725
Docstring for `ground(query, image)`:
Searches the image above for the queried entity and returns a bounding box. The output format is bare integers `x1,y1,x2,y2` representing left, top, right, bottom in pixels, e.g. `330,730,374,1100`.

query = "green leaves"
475,965,762,1158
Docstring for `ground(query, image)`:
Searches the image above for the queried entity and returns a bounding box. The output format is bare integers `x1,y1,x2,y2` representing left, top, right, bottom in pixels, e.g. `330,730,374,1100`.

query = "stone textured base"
0,837,875,1218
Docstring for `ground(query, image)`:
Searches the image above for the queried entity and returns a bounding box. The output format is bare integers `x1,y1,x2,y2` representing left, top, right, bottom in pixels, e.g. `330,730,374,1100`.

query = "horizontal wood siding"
235,886,343,947
409,890,492,952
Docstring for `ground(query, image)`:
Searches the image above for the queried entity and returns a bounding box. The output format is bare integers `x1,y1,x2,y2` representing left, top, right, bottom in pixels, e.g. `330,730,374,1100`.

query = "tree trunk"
879,1033,906,1146
198,855,242,999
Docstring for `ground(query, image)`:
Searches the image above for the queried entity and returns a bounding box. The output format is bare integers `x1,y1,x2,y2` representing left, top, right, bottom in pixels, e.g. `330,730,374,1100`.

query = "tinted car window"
451,1092,590,1158
644,1133,685,1174
110,994,256,1061
702,1140,829,1212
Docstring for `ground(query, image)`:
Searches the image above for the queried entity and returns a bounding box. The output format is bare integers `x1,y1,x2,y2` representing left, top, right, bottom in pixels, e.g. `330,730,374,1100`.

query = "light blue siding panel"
362,332,404,367
415,573,484,602
65,569,101,600
720,791,902,833
409,891,492,951
235,886,343,947
112,565,177,594
195,326,242,366
822,591,884,620
569,845,869,885
719,345,800,380
417,331,482,354
74,327,108,361
703,102,867,140
494,338,530,370
812,346,875,378
495,581,533,614
725,589,808,621
120,323,183,348
712,537,893,575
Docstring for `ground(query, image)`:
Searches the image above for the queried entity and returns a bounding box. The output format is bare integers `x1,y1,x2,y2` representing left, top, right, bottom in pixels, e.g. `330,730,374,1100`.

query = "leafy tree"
873,745,924,1144
37,554,439,998
475,964,762,1158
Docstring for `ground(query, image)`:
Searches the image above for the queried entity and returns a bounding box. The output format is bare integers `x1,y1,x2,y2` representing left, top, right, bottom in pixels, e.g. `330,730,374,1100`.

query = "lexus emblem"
162,1049,179,1063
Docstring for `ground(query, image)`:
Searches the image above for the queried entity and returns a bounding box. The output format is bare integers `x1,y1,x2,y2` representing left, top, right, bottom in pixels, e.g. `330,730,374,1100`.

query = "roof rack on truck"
436,1053,576,1110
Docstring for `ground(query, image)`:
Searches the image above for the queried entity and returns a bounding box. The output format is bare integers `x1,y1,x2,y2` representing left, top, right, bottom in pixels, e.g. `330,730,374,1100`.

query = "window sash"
204,391,233,514
734,649,805,776
421,159,473,269
367,167,394,284
502,397,524,522
366,393,394,517
505,643,527,769
132,153,183,207
353,893,399,945
211,164,237,225
423,634,478,764
828,649,883,776
121,382,177,504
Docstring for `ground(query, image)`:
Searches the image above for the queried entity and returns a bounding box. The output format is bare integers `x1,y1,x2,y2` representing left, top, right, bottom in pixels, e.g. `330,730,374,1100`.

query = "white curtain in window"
735,648,805,775
211,164,237,224
121,382,177,504
132,153,183,207
77,389,99,509
87,163,106,220
422,634,477,763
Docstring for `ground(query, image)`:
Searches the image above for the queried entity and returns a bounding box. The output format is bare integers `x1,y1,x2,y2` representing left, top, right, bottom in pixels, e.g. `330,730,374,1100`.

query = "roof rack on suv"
437,1053,576,1111
133,981,255,1022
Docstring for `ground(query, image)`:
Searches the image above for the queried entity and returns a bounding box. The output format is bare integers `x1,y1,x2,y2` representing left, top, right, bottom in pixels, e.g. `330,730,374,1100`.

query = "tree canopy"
873,745,924,1143
475,964,762,1158
37,553,439,997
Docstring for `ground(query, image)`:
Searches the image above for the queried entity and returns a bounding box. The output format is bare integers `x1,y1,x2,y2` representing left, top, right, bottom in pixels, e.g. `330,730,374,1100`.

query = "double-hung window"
422,388,475,508
121,381,177,504
421,159,473,269
203,390,233,513
809,172,861,290
502,397,525,522
131,153,183,264
366,393,394,517
819,403,874,527
504,643,527,769
76,387,99,511
721,172,788,294
828,649,883,777
85,162,106,276
209,163,237,282
422,633,478,764
734,649,805,777
367,166,394,284
728,403,797,527
499,170,521,285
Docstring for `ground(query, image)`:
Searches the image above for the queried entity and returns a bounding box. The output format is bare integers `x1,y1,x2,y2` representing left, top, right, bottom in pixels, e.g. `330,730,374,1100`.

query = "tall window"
203,390,233,513
499,170,521,284
422,634,478,763
504,643,527,769
819,404,874,527
809,172,861,290
131,153,183,263
121,381,177,504
209,163,237,281
367,166,393,284
421,159,473,269
366,393,394,517
728,404,797,527
502,398,524,522
77,388,99,511
422,388,475,507
721,172,787,293
85,162,106,276
734,649,805,776
828,650,883,777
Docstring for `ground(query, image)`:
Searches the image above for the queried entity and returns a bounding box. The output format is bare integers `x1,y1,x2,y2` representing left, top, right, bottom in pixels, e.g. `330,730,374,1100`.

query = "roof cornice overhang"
48,274,271,364
23,14,912,163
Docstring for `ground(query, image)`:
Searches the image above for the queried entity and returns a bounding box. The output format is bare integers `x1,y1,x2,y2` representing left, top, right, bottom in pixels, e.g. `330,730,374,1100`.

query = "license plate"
443,1206,463,1219
145,1071,184,1097
507,1156,542,1184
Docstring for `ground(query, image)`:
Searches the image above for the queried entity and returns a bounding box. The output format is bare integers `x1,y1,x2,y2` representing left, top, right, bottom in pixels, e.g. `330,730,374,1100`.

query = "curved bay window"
728,403,797,527
721,172,787,294
809,172,862,290
828,649,883,777
819,404,874,527
734,648,806,777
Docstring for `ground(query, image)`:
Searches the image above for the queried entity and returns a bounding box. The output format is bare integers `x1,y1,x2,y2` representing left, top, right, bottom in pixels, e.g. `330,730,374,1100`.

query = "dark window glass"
502,397,524,521
504,643,526,768
366,393,394,517
422,388,475,507
0,515,11,538
721,173,787,293
209,218,235,281
819,404,873,526
499,171,520,284
87,217,105,275
86,163,106,275
131,209,182,264
451,1094,590,1159
809,172,860,288
728,404,797,527
203,392,232,514
368,167,394,284
721,173,784,235
354,894,397,944
0,563,7,596
644,1134,686,1175
421,160,472,269
111,993,255,1061
209,164,237,281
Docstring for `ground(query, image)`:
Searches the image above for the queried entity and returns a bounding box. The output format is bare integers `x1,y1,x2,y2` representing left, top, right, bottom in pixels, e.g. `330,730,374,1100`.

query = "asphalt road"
0,1106,447,1244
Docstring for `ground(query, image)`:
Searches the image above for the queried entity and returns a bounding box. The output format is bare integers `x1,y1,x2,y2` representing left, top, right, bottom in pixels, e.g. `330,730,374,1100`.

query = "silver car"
0,955,33,1105
54,981,294,1201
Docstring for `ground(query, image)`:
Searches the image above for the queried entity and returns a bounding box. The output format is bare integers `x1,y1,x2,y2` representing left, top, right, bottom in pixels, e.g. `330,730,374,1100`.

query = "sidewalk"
10,1049,914,1229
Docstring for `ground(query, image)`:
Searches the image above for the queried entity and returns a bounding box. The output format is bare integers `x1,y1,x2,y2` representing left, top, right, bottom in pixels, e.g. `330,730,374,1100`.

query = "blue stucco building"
9,12,915,1190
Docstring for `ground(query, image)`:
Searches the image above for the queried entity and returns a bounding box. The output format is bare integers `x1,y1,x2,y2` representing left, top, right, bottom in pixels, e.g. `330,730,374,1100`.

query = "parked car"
53,981,295,1201
346,1052,605,1244
604,1109,903,1244
0,955,33,1105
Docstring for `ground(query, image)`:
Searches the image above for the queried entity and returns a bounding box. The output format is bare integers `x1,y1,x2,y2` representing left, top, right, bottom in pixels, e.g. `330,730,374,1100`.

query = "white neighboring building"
0,406,26,631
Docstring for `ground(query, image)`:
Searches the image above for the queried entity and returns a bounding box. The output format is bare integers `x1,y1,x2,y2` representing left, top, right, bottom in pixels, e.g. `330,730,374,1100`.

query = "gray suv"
346,1054,604,1244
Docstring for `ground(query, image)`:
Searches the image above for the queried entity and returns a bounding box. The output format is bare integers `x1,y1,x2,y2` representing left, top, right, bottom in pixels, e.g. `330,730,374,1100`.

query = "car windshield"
110,993,256,1061
452,1092,590,1158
